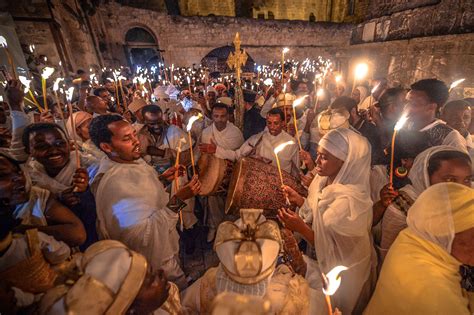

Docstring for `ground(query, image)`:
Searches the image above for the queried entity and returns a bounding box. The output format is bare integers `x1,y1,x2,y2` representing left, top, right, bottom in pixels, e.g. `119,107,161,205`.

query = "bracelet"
167,195,186,213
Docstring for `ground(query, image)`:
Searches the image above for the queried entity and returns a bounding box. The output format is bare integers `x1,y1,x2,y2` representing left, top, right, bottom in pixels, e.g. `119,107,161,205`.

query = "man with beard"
89,114,201,289
85,96,109,117
198,103,244,242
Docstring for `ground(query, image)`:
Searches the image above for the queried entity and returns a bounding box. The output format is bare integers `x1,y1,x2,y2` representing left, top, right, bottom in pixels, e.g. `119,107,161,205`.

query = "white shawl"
92,157,180,273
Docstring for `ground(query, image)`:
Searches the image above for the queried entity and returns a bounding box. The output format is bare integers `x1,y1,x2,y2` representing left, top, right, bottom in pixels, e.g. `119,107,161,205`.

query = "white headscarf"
304,128,374,314
402,145,467,199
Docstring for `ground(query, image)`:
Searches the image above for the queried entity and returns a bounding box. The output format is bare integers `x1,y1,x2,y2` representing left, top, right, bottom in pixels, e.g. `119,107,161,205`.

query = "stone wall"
93,1,353,67
178,0,235,17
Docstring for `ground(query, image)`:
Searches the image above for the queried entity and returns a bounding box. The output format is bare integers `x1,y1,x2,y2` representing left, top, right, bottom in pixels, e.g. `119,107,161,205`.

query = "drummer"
199,102,244,242
216,108,300,177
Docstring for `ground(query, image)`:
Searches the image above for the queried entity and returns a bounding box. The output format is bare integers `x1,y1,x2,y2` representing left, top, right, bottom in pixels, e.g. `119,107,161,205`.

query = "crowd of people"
0,63,473,315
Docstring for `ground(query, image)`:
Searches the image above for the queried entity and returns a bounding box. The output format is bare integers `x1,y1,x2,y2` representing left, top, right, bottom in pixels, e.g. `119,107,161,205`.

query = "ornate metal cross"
226,33,247,85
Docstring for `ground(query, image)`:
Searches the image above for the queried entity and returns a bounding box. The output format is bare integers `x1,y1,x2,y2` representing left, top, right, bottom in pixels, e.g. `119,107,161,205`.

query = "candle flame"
0,36,7,48
282,47,290,54
186,113,203,132
317,89,324,97
371,82,381,94
263,78,273,86
394,113,408,131
354,63,368,80
53,78,63,92
450,78,465,90
65,87,75,102
322,265,348,296
293,95,308,108
335,75,342,83
274,140,295,155
19,76,31,89
41,67,55,79
283,84,287,93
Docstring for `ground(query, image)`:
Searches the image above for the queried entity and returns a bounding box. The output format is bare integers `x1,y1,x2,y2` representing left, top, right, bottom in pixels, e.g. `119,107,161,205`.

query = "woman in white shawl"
66,111,105,163
377,145,472,259
278,128,375,314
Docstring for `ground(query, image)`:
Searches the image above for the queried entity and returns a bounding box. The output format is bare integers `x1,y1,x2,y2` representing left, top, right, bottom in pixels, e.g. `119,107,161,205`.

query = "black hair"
22,123,67,153
442,100,471,113
76,69,85,75
141,104,162,117
93,87,108,97
410,79,449,108
427,150,471,177
267,108,285,121
211,103,229,114
378,88,405,111
393,130,431,160
330,96,358,113
89,114,124,149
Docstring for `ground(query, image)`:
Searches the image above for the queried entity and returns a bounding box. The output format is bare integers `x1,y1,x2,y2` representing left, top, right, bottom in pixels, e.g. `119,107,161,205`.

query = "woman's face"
130,269,169,314
430,158,472,187
0,157,28,207
77,118,92,141
351,89,361,103
315,147,344,179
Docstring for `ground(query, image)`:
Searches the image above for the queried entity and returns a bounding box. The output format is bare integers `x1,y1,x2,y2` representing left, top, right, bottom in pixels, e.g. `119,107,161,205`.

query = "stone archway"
124,26,161,71
201,45,255,74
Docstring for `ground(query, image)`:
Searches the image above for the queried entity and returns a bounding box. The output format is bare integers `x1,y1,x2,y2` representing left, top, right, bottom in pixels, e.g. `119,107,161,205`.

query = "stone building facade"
1,0,473,90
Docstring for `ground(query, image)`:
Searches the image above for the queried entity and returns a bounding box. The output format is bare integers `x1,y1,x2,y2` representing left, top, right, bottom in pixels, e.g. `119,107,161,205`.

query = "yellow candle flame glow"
282,47,290,54
53,78,63,92
335,75,342,83
317,89,324,97
65,87,75,102
264,78,273,86
274,140,295,155
394,113,408,131
371,82,381,94
322,265,348,296
19,76,31,89
354,63,368,80
186,113,203,132
450,78,465,90
0,36,7,48
41,67,55,80
292,95,308,108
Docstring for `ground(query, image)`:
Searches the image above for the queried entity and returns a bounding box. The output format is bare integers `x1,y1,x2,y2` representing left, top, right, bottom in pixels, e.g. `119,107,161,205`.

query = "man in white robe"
219,108,300,177
89,114,201,290
198,103,244,241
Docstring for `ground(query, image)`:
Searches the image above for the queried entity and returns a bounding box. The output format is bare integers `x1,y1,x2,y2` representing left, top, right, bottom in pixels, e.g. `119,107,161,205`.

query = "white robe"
417,119,467,152
91,157,184,285
217,130,300,176
201,122,244,155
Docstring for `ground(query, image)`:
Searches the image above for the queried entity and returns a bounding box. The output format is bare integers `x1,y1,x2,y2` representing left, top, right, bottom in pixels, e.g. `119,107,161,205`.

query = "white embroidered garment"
92,157,182,279
219,130,299,175
300,128,375,314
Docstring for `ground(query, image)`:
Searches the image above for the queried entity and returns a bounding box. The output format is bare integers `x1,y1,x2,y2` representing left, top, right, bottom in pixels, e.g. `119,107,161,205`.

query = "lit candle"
41,67,55,111
389,113,408,188
292,96,308,150
186,113,203,176
174,137,186,231
449,78,465,92
53,78,68,136
273,140,295,186
19,75,42,112
352,63,368,94
65,87,81,169
0,36,16,79
322,265,348,315
315,88,324,111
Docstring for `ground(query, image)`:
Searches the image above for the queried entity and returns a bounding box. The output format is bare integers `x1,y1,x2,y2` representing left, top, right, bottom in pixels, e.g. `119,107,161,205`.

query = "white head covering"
154,86,169,99
66,111,92,143
305,128,374,314
40,240,148,315
403,145,467,199
407,182,474,253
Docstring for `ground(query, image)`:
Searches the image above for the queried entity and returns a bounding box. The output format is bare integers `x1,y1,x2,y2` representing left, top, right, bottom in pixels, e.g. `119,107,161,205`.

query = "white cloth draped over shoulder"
91,157,182,281
217,130,300,176
299,128,375,314
202,122,244,155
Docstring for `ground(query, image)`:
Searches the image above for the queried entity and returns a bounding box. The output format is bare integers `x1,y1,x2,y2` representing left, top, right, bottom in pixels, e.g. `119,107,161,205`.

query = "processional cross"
227,33,248,129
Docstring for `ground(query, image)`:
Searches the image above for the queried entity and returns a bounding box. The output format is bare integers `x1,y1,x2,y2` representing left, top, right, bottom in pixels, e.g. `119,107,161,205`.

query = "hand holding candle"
389,113,408,188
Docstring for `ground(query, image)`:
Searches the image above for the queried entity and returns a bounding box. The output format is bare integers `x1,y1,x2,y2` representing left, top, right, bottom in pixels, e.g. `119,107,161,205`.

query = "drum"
198,153,233,196
225,157,308,217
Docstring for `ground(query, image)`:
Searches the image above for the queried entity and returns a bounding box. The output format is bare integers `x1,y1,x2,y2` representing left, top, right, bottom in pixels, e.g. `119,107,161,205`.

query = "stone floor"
179,225,220,284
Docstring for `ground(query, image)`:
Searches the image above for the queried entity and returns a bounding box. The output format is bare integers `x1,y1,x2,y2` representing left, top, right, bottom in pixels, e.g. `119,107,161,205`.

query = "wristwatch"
167,195,186,213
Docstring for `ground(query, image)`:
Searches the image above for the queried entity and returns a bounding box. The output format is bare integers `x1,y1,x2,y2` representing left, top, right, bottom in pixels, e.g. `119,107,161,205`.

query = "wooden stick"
174,141,183,231
325,294,333,315
67,101,81,169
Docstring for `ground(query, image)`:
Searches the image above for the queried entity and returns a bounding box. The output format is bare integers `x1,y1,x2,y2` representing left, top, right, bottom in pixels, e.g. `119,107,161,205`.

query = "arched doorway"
201,45,255,74
124,27,161,71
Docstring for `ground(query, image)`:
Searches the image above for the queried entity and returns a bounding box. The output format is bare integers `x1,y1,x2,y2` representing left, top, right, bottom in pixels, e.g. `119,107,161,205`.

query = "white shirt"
201,122,244,158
